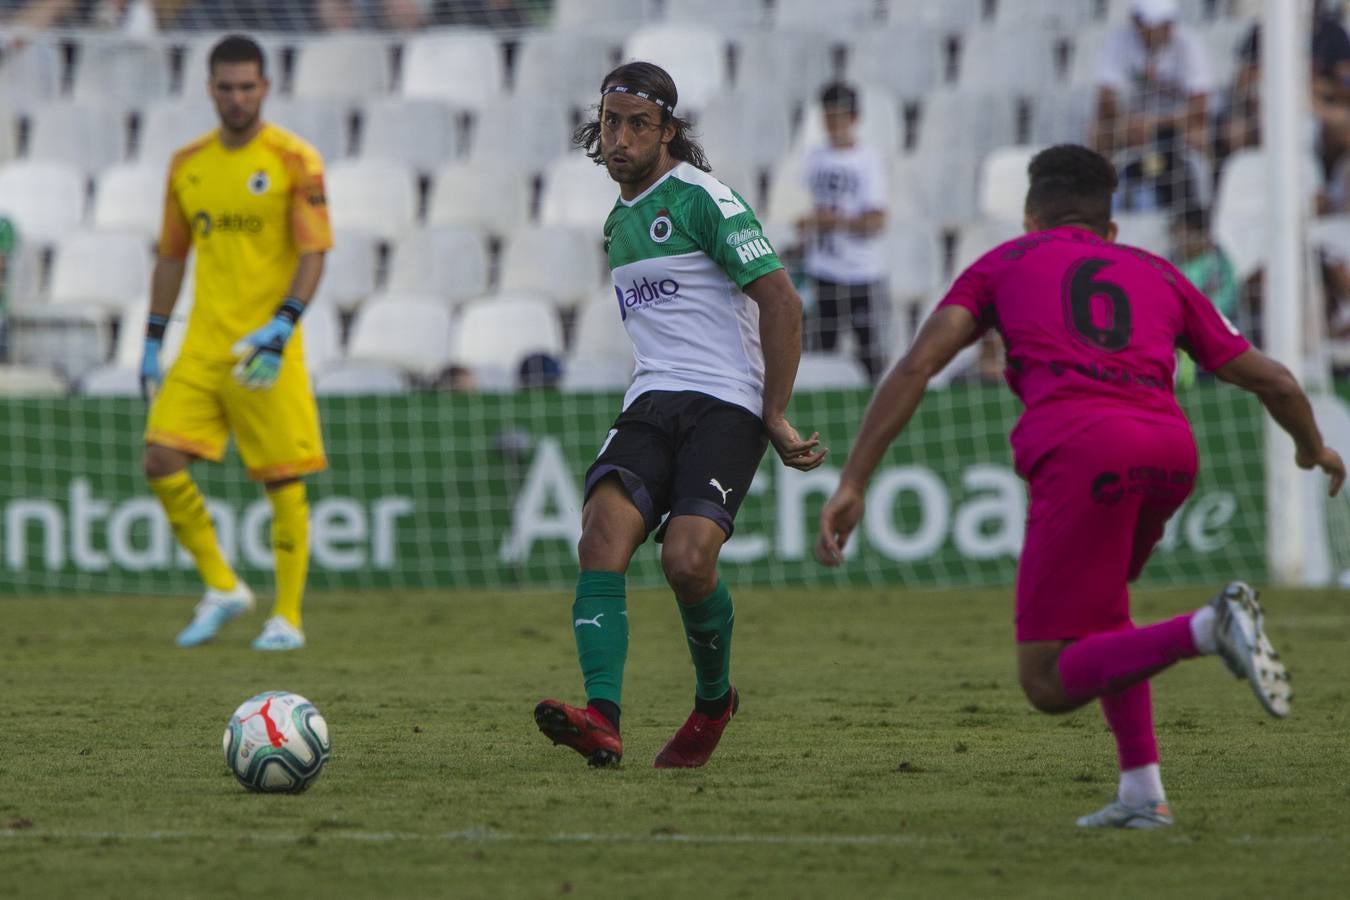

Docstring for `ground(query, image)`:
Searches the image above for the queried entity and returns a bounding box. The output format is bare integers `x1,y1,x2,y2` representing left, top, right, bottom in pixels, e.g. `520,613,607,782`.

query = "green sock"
678,579,734,701
572,571,629,707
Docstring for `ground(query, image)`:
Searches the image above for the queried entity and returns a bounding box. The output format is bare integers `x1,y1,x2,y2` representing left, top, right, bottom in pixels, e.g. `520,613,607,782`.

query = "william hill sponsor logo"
614,276,681,320
733,236,774,265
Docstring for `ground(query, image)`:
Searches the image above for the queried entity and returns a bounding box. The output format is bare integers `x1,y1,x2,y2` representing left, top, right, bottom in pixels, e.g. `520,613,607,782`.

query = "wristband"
146,313,168,341
276,297,306,324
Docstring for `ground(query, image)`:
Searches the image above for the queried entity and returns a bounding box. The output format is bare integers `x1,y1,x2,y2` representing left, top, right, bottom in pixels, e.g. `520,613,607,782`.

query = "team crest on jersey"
247,169,270,195
649,211,673,244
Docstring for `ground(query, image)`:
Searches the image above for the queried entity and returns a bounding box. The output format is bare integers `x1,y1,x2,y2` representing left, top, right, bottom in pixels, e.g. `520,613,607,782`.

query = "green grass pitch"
1,586,1348,898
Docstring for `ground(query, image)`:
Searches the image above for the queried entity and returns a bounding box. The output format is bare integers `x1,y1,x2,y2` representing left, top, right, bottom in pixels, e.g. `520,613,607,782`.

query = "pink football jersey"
937,225,1249,475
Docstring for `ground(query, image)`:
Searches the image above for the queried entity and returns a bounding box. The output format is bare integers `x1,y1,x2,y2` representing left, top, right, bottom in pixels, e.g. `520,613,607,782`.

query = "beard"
603,144,662,186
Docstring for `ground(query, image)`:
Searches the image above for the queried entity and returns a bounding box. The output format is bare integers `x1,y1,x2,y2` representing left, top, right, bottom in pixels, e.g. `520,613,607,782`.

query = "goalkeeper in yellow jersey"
141,34,332,651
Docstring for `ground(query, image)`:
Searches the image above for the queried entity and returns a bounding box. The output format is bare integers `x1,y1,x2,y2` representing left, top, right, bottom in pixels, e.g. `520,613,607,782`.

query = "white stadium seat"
347,295,454,378
386,226,489,306
298,300,342,373
1029,86,1096,145
793,354,870,390
538,153,620,229
570,289,633,371
26,102,125,174
115,300,189,370
0,161,87,244
467,95,571,174
451,294,563,369
1114,212,1172,257
697,91,793,174
313,361,410,395
427,162,531,238
136,100,218,170
775,0,877,32
552,0,655,28
71,37,170,110
882,220,942,307
6,304,111,381
560,357,633,392
1213,149,1320,281
993,0,1098,29
952,218,1022,274
732,30,832,106
326,158,418,242
664,0,765,29
309,229,379,313
887,0,984,30
265,98,350,165
763,151,812,231
845,27,943,104
0,364,67,397
959,27,1061,96
0,36,62,111
49,231,151,311
401,31,505,112
500,224,605,309
513,29,617,108
292,36,392,101
358,98,460,176
76,365,140,397
1067,26,1111,89
622,24,730,115
979,145,1040,223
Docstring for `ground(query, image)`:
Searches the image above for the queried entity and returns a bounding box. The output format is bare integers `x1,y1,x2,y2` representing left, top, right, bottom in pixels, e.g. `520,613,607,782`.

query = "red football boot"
534,699,623,767
652,687,740,769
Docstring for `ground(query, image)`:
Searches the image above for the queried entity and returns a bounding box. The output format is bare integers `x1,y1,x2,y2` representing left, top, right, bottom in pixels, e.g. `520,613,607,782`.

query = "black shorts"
584,390,769,541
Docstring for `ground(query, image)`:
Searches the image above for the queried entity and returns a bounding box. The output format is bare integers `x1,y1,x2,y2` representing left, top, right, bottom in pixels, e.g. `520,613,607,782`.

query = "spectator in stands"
1091,0,1210,213
434,363,479,392
316,0,427,30
0,215,16,360
1170,206,1238,386
517,351,562,391
796,81,888,382
170,0,319,31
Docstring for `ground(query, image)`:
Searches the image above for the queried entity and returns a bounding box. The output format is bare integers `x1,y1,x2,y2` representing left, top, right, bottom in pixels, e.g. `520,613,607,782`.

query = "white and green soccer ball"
223,691,330,793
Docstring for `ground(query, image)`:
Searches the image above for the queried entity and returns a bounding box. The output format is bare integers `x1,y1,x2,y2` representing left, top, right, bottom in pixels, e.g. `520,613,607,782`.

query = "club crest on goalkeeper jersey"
604,162,782,419
158,123,333,361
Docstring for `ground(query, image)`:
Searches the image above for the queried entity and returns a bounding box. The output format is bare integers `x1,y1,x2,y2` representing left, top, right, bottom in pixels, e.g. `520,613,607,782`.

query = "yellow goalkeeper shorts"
145,350,327,482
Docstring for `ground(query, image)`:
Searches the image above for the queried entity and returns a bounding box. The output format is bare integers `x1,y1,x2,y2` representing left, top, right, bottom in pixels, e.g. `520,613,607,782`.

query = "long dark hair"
573,61,712,172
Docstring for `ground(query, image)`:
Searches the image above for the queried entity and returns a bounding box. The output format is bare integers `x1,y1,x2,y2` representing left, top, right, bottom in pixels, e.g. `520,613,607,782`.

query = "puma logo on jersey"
709,478,733,504
734,238,774,265
574,614,605,629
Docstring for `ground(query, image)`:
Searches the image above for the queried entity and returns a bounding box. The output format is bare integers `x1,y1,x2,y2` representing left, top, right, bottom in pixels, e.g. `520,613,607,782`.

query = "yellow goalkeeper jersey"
158,123,333,361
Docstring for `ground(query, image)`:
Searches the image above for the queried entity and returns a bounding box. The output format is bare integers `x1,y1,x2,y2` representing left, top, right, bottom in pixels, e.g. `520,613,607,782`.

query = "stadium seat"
1028,86,1096,145
92,164,164,239
451,294,564,369
1067,25,1111,89
663,0,766,30
0,36,62,112
882,220,942,310
0,160,87,244
467,95,571,174
551,0,656,28
512,29,617,110
6,304,111,381
1114,212,1172,256
1201,17,1257,91
299,300,341,373
0,106,14,163
1105,0,1207,23
622,24,730,115
386,226,489,306
993,0,1098,29
427,162,531,238
792,353,870,390
979,146,1040,222
732,30,832,106
958,27,1062,96
913,89,1019,164
292,36,393,101
1213,149,1321,281
792,84,902,158
136,99,218,170
114,300,189,370
560,356,633,392
49,231,152,311
326,158,417,242
266,98,350,164
844,27,942,105
892,153,980,228
401,31,505,112
26,102,126,174
887,0,984,31
952,218,1022,274
76,365,140,397
538,153,620,229
774,0,877,33
176,34,285,100
358,97,460,176
346,295,454,378
309,229,379,313
2,239,43,309
70,37,170,111
500,224,605,309
313,361,410,395
0,364,67,397
763,152,812,243
696,90,793,174
570,289,633,370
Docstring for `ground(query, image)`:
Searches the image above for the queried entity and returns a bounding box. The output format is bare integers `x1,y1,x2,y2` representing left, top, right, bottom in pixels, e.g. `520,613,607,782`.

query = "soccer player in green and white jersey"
535,61,828,768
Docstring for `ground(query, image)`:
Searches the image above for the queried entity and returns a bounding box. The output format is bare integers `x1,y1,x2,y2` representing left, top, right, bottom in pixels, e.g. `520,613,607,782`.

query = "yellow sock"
268,481,310,629
149,470,237,592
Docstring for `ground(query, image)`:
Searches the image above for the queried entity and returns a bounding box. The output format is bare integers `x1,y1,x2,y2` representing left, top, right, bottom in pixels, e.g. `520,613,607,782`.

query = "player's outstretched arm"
815,306,978,566
744,268,828,472
141,255,188,401
1215,348,1345,497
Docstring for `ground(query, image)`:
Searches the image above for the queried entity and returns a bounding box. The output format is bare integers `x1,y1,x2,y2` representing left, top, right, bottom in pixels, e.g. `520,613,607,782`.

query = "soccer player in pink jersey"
815,145,1345,829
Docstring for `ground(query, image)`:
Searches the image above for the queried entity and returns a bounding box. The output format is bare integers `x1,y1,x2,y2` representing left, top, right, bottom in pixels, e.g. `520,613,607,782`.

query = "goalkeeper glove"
232,297,305,390
140,314,167,401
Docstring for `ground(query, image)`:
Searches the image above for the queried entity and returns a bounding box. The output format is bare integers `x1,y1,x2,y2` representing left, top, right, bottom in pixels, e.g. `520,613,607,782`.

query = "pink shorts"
1015,416,1197,642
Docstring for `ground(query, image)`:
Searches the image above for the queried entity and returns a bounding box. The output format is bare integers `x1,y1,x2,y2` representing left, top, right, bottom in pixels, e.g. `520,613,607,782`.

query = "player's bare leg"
536,476,644,767
145,443,253,647
654,515,739,769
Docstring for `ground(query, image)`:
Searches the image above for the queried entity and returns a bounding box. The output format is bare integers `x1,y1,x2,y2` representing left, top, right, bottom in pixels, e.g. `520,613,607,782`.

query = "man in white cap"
1092,0,1212,212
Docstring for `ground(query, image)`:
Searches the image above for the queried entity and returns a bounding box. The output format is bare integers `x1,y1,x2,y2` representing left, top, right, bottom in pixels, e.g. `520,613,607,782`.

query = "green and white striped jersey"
604,162,782,418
